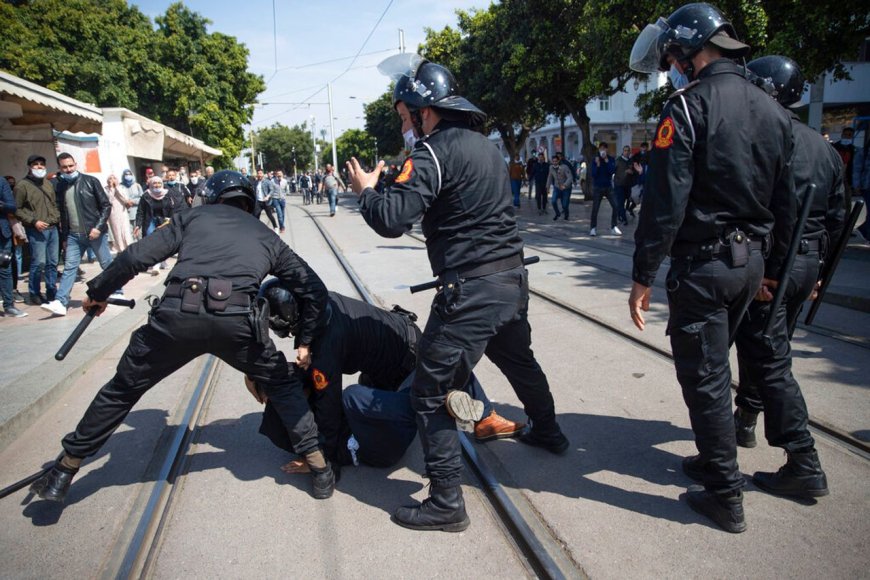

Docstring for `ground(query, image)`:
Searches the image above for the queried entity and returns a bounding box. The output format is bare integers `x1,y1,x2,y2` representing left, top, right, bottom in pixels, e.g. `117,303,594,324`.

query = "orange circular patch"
311,368,329,390
654,117,675,149
395,158,414,184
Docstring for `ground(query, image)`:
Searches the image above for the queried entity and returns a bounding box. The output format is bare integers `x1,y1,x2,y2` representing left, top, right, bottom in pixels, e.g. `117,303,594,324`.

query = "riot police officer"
346,55,567,532
250,283,525,469
628,3,797,532
730,55,844,497
30,170,337,502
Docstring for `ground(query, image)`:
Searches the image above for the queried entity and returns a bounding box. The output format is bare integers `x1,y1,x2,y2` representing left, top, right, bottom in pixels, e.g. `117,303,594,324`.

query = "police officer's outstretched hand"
629,282,651,331
346,158,385,195
82,296,108,316
296,344,312,370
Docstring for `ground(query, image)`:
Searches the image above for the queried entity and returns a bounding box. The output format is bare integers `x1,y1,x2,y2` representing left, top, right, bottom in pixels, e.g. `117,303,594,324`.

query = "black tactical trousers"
734,253,819,452
666,253,763,493
411,266,557,487
62,296,320,458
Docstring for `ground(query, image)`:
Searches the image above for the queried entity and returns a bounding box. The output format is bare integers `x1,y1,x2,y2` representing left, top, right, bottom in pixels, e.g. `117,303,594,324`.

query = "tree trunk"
567,100,595,200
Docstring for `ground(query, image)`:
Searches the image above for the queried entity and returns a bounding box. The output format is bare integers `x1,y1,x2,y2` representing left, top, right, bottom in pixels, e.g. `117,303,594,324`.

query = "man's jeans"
56,232,113,307
327,188,339,215
0,235,13,308
272,198,286,229
590,186,618,229
613,185,628,223
551,187,570,217
26,226,59,300
510,179,522,207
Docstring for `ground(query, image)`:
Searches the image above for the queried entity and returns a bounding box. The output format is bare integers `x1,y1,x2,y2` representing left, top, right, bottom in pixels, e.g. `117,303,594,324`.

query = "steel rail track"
301,205,579,580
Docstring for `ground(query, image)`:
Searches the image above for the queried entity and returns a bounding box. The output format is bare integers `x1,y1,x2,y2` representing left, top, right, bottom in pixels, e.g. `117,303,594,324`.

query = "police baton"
409,256,541,293
763,184,816,339
804,198,865,326
55,297,136,361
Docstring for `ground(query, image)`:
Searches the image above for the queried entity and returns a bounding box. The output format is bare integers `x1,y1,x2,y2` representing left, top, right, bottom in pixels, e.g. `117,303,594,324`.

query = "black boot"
734,408,758,448
685,486,746,533
29,462,78,503
305,449,336,500
392,484,470,532
753,449,829,499
519,423,569,455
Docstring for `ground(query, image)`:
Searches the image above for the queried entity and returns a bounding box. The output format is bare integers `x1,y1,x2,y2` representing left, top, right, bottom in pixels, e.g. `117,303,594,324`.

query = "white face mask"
599,150,607,158
668,64,690,90
840,139,852,146
31,168,47,179
403,128,417,150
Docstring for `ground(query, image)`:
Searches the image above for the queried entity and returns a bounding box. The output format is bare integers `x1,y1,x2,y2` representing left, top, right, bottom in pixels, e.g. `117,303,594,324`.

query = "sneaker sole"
391,514,470,533
751,476,830,499
475,427,527,442
445,391,485,423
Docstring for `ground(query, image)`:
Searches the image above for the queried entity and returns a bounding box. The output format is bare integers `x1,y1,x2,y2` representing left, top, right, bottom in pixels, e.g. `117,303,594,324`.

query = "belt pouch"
206,278,232,312
251,297,270,345
181,277,204,313
727,231,749,267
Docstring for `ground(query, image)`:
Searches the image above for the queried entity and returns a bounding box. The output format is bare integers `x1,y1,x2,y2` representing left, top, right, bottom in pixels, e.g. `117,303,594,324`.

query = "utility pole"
249,129,257,173
311,116,318,174
328,82,338,170
399,29,405,53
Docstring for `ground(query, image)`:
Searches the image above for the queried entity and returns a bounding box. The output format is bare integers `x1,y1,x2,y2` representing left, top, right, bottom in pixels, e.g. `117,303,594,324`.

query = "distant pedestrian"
532,152,549,215
508,155,524,208
135,176,181,273
546,152,573,221
105,174,134,253
588,143,618,236
614,145,634,226
119,169,143,237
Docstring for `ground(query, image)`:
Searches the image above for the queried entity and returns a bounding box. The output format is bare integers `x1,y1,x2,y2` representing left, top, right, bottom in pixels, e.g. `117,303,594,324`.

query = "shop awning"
103,107,222,161
0,71,103,133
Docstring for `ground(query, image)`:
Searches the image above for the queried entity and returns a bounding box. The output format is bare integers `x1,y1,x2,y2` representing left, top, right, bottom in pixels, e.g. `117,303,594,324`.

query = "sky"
133,0,491,140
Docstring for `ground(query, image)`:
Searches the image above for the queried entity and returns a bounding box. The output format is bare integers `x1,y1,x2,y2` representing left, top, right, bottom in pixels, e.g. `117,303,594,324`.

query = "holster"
251,296,271,345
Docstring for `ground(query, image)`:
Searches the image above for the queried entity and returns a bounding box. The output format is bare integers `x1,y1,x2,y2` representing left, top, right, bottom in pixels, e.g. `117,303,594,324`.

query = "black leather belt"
164,282,251,307
457,253,524,280
670,239,763,260
798,238,820,255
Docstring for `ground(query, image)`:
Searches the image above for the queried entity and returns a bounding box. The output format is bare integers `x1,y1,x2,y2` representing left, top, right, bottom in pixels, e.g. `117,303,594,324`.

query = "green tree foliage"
0,0,264,166
331,128,378,168
255,123,316,172
364,88,403,158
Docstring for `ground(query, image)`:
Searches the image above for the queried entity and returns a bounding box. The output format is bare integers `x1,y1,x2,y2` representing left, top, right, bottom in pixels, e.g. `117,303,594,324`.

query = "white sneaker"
611,226,623,235
589,227,597,237
40,300,68,316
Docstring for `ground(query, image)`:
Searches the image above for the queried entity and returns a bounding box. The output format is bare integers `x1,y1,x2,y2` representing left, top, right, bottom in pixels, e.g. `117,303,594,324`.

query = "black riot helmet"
630,3,749,75
746,55,805,107
379,53,486,128
203,170,256,213
259,278,300,338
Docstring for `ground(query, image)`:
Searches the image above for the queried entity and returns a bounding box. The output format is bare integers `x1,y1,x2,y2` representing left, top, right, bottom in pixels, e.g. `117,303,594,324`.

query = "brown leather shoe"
474,411,527,442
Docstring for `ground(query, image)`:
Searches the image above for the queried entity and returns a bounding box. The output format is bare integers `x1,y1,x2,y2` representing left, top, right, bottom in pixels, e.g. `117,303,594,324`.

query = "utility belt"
670,230,767,267
439,253,524,286
797,238,821,255
164,278,251,313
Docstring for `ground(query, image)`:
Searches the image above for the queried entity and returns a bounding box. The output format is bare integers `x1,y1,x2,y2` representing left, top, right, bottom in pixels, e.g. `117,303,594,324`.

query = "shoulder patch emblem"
311,368,329,391
654,117,675,149
395,158,414,184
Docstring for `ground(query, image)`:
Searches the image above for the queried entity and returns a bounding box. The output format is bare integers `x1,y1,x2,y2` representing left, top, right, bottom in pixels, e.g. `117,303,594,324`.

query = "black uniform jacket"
359,120,523,276
632,59,797,286
55,173,112,238
86,204,328,346
790,113,846,245
263,292,417,462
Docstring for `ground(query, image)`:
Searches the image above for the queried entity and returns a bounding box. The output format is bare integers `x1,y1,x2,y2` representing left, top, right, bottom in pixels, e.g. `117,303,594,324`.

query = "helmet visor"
629,19,669,73
377,53,425,81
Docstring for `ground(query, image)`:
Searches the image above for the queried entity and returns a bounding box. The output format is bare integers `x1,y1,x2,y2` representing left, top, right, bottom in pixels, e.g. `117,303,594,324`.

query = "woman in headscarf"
106,174,134,253
119,169,143,238
135,176,180,273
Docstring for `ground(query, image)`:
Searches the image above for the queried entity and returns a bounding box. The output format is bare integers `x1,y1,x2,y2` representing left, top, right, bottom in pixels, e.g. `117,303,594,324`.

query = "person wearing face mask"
13,154,60,305
41,153,115,317
135,176,180,273
164,168,192,208
346,55,567,533
188,169,207,207
588,143,618,236
119,169,143,236
628,3,797,533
